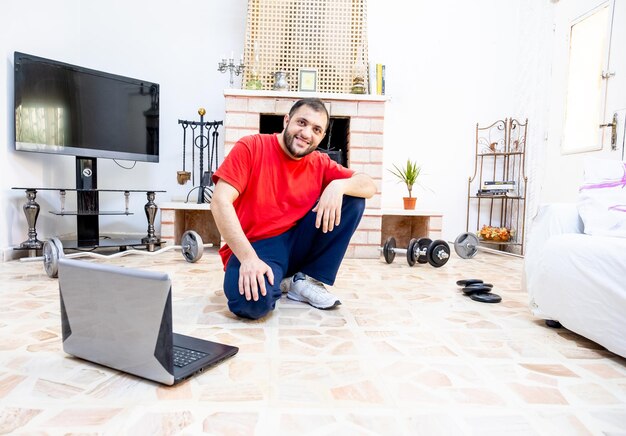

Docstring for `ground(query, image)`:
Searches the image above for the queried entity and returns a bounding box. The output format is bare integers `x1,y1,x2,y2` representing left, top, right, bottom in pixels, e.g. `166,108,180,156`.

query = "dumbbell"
453,232,522,259
381,236,450,267
41,230,208,278
453,232,481,259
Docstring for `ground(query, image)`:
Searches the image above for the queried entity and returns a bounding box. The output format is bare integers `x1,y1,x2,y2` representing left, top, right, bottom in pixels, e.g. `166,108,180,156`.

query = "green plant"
388,159,422,198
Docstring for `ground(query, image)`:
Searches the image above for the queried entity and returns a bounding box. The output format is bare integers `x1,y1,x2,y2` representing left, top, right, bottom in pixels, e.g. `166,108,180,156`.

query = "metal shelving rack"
466,118,528,255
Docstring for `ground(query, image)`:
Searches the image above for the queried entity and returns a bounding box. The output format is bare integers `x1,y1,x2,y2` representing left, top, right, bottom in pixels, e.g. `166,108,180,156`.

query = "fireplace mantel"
224,88,389,102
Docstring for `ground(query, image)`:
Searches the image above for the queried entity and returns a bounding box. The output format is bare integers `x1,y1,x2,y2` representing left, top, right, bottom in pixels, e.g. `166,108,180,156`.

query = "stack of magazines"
476,181,516,196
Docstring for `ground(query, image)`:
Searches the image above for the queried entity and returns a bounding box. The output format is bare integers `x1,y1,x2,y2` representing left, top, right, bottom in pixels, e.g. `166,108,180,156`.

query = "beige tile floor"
1,247,625,435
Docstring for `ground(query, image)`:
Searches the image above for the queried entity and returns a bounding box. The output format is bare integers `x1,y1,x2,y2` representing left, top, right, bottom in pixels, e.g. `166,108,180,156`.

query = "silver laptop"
57,258,238,386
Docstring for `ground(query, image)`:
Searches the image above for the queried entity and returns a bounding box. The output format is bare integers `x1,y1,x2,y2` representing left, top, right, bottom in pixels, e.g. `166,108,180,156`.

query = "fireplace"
223,89,386,258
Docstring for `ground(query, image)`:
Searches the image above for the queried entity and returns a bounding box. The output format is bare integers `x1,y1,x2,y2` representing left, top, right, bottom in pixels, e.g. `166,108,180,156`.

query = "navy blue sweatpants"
223,195,365,319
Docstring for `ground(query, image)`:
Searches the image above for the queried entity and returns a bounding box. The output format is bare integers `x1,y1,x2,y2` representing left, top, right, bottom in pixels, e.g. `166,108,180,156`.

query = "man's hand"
238,256,274,301
312,172,376,232
313,179,346,232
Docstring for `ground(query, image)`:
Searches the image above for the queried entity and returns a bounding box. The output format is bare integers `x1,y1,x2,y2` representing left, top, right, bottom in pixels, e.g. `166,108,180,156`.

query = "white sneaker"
286,273,341,309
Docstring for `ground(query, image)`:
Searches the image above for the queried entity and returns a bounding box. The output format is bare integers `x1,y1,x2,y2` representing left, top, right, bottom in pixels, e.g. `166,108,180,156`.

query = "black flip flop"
456,279,483,287
470,292,502,303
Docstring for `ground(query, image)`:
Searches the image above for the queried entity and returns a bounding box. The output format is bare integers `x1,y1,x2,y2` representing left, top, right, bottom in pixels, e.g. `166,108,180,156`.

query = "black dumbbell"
381,236,450,268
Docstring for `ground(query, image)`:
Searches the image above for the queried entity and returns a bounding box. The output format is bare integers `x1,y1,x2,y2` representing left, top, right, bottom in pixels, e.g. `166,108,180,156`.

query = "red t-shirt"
212,133,354,266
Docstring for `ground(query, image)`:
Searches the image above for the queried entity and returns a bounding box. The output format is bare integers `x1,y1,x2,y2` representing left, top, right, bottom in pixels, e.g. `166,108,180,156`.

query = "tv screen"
14,52,159,162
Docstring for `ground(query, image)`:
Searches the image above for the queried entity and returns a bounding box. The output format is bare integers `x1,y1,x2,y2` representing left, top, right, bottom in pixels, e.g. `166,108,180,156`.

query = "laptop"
57,258,238,385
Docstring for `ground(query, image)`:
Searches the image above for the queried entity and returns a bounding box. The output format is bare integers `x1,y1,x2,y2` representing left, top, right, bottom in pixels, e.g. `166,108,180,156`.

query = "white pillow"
577,158,626,237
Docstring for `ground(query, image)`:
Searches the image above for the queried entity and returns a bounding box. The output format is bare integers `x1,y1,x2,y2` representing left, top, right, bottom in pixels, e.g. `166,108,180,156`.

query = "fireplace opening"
259,114,350,166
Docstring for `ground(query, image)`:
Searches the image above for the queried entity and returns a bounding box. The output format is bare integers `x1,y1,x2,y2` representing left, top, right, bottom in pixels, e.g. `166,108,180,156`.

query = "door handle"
601,70,616,79
599,113,618,150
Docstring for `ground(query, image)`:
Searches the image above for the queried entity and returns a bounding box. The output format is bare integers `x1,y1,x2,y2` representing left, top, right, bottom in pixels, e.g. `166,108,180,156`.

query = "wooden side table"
381,209,443,248
159,202,221,247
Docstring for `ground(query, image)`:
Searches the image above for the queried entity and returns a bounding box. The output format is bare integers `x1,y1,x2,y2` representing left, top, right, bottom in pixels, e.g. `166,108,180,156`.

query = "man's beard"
283,129,318,158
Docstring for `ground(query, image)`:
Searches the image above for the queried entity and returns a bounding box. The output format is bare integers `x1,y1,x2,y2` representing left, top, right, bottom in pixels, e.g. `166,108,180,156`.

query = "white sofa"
524,203,626,358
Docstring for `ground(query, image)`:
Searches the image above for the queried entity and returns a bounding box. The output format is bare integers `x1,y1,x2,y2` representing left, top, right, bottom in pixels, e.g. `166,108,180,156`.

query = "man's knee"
340,196,366,231
227,296,275,320
223,259,283,320
342,195,365,216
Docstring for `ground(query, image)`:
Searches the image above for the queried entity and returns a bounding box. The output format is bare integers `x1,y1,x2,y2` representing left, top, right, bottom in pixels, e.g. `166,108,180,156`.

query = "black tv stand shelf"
12,186,165,253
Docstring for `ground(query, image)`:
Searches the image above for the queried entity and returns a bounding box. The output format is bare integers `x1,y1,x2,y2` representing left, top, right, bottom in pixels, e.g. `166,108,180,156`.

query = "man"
211,98,376,320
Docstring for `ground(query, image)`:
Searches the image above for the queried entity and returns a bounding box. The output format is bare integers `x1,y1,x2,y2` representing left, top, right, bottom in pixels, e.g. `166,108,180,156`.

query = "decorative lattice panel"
243,0,369,94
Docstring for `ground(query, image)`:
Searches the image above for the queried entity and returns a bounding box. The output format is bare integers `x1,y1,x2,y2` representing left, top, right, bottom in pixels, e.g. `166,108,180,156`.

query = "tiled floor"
1,248,625,435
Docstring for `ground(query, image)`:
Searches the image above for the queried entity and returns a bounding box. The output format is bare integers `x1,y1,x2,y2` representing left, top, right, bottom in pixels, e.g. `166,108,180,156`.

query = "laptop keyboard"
173,346,209,368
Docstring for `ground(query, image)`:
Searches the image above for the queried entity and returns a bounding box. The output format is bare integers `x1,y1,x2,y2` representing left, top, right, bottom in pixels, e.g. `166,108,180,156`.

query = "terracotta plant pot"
403,197,416,210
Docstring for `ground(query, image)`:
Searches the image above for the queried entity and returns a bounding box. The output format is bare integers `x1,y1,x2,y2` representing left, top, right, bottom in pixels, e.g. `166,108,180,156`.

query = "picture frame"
298,68,318,92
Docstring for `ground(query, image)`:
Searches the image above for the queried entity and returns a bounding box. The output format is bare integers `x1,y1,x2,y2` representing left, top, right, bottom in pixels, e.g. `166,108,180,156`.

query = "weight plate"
406,238,418,266
427,239,451,268
43,238,63,278
456,278,483,287
462,285,493,295
469,292,502,303
416,238,432,264
50,237,65,258
181,230,204,263
383,237,396,264
464,282,493,289
454,232,479,259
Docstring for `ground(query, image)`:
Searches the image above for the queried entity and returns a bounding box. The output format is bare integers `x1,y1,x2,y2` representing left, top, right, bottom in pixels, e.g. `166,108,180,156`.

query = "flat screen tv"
14,51,159,163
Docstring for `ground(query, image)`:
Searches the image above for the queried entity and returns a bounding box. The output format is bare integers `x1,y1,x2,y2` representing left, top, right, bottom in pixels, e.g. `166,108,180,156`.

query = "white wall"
1,0,247,259
1,0,555,258
368,0,554,239
1,0,82,258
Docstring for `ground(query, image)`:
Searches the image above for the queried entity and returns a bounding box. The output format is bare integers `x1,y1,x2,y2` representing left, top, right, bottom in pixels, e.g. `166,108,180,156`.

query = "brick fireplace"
160,90,443,258
223,89,387,258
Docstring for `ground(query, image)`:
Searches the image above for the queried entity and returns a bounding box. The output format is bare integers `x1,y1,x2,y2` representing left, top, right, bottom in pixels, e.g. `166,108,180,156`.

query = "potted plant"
388,159,423,210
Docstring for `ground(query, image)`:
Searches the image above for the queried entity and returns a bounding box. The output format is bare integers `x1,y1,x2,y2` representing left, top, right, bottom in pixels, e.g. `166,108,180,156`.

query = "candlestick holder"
218,56,245,88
